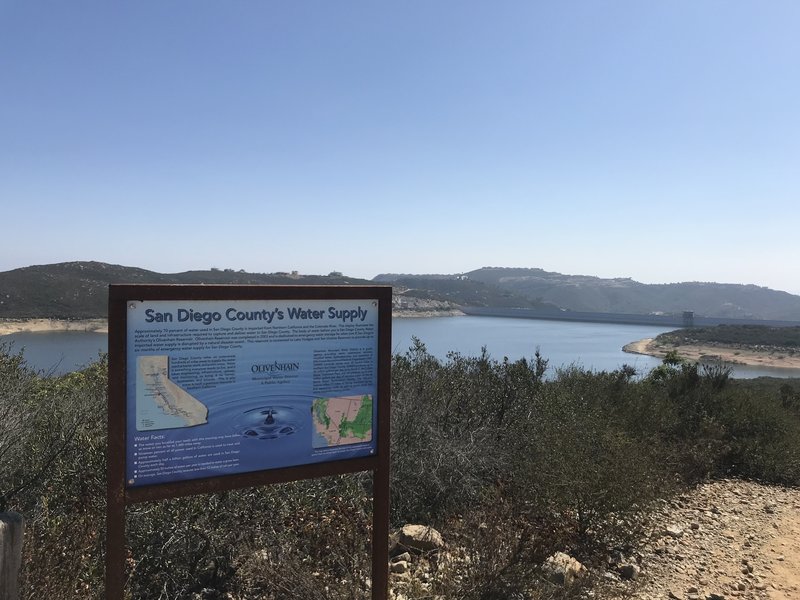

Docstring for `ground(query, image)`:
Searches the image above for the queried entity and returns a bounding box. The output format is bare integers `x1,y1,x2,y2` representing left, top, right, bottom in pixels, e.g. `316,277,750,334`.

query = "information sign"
125,298,379,487
106,285,391,600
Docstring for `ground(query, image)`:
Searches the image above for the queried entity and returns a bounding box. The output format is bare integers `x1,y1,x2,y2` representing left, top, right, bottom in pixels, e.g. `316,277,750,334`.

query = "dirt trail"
607,479,800,599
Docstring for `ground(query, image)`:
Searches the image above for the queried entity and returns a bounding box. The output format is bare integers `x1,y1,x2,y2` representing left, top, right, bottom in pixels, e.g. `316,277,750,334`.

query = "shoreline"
0,318,108,336
393,309,464,318
4,319,798,372
0,312,464,336
624,337,800,371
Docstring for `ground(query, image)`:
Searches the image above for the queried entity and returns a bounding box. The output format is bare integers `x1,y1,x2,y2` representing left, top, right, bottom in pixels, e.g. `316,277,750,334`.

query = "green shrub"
390,340,547,524
718,387,800,484
0,349,109,599
2,342,799,599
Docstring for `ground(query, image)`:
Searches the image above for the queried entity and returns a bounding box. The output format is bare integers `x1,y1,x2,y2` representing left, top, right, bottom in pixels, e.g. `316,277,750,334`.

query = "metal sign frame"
106,284,391,599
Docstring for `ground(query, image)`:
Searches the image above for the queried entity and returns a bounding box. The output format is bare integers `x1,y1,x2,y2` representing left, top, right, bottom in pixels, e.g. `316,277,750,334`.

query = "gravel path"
607,479,800,600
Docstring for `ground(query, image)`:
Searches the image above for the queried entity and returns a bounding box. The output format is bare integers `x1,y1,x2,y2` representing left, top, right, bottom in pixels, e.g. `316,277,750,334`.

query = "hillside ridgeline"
0,262,398,320
5,262,800,323
376,267,800,321
466,267,800,320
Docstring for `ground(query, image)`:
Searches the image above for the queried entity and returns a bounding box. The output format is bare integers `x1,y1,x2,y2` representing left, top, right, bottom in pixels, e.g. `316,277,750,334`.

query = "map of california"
312,395,373,447
136,356,208,430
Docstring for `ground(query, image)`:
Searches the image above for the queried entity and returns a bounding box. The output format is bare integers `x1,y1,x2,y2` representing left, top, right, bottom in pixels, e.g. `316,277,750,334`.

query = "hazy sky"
2,2,799,293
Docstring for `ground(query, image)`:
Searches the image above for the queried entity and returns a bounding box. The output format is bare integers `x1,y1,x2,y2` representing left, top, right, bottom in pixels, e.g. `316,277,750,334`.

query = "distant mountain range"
375,267,800,321
0,262,373,319
2,262,799,322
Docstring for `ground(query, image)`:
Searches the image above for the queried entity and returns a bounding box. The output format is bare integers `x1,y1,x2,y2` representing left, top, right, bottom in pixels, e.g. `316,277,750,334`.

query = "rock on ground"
543,551,585,586
397,525,445,554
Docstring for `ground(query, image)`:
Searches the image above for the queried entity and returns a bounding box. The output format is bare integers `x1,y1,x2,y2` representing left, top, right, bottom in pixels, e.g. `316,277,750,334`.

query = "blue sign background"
125,298,379,487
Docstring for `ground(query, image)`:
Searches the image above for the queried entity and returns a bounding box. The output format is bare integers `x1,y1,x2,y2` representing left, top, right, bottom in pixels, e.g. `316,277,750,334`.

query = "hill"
462,267,800,321
0,262,376,319
378,274,553,310
6,263,800,323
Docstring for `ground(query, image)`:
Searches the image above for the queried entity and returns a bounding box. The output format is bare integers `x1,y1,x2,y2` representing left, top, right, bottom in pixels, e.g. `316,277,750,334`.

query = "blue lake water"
392,317,798,379
1,316,798,379
1,330,108,375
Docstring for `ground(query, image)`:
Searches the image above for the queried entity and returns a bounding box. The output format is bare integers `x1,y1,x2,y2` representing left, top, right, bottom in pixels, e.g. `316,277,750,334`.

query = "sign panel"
124,297,379,487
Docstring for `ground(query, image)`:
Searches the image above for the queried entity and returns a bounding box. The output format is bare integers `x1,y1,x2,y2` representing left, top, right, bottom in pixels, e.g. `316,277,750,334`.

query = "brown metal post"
106,290,128,600
372,464,390,600
105,491,125,599
371,291,392,600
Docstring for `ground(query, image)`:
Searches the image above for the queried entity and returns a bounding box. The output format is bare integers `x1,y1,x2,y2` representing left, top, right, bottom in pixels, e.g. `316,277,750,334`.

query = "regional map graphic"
312,394,373,448
136,356,209,430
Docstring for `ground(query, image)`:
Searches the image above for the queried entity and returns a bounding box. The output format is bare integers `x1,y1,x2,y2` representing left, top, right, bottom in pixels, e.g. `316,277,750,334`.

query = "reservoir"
1,316,797,379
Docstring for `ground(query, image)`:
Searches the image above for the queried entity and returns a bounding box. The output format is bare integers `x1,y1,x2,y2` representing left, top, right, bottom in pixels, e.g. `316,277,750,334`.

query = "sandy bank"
393,309,464,318
0,312,462,335
0,318,108,336
624,338,800,371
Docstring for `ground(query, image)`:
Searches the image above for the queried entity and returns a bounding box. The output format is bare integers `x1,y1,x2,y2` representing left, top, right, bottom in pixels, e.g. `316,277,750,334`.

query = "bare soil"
0,318,108,335
607,479,800,599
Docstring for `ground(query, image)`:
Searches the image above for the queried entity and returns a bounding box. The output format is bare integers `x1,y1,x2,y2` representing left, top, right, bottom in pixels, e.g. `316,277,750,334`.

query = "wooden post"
0,512,24,600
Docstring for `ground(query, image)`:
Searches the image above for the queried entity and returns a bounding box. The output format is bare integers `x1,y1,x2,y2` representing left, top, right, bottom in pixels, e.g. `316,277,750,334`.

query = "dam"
459,307,800,329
